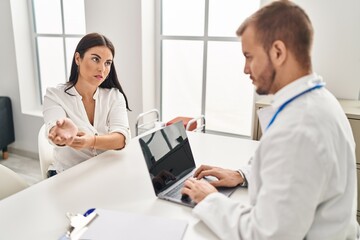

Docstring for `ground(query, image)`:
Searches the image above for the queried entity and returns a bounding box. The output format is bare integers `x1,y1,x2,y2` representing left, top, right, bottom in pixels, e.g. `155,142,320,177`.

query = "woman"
43,32,131,175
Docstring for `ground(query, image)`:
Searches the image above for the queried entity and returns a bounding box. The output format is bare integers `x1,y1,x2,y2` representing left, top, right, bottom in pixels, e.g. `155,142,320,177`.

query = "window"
30,0,86,102
159,0,259,137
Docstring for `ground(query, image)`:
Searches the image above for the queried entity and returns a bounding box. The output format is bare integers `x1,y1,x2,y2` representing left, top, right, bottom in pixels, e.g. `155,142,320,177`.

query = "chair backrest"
135,109,161,136
38,124,54,179
0,164,28,200
186,115,206,133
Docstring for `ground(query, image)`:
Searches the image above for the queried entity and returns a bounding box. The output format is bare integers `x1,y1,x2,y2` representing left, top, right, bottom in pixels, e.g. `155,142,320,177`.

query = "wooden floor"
0,152,42,186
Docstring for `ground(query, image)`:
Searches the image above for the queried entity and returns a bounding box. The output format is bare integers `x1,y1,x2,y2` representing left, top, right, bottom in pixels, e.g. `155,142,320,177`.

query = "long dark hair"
65,32,131,110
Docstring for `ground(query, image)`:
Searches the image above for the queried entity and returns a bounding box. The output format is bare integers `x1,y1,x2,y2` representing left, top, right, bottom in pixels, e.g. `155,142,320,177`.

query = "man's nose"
243,64,250,75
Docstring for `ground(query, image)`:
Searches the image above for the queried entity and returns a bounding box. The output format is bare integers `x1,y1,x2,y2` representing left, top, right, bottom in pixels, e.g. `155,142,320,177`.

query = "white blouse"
43,85,130,172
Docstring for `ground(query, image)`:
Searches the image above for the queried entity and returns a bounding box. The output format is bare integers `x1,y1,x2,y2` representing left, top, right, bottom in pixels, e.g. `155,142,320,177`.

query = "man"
181,1,359,239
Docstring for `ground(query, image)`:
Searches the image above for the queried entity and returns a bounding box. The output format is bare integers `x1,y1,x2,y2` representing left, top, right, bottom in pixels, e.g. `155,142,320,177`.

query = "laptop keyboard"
167,180,186,199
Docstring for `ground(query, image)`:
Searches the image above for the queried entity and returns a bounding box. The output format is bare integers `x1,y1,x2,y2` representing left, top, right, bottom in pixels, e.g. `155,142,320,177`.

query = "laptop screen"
139,121,196,194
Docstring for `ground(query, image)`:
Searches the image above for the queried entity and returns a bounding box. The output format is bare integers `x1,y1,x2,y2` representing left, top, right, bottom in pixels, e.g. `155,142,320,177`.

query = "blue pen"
84,208,96,217
59,208,97,240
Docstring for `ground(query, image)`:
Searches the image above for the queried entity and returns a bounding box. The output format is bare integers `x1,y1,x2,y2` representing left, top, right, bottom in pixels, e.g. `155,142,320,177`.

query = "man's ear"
269,40,286,66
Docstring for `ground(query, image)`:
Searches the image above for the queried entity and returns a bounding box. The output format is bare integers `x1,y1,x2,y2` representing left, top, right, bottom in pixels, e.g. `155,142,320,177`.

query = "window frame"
28,0,85,104
157,0,256,138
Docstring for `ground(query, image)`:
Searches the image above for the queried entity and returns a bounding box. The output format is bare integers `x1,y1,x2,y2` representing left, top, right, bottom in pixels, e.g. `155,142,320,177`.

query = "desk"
0,132,259,239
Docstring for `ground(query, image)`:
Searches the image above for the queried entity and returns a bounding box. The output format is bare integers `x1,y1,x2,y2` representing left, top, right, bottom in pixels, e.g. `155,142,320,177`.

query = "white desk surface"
0,132,259,240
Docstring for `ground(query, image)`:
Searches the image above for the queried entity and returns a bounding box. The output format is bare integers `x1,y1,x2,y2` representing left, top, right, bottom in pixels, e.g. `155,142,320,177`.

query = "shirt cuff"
110,127,131,149
237,170,247,187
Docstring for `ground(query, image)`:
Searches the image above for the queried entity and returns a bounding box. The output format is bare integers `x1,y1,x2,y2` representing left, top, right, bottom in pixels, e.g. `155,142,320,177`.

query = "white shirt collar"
272,73,324,108
67,85,100,100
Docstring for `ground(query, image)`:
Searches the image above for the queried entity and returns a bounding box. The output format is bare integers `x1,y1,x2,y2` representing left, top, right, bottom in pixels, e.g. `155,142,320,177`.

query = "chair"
166,115,206,133
186,115,206,133
38,124,54,179
135,109,161,136
0,164,28,200
136,109,207,136
0,96,15,159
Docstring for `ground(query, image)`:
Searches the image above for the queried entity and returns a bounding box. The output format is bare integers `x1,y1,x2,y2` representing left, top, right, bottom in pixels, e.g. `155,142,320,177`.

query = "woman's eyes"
91,57,112,67
91,57,99,63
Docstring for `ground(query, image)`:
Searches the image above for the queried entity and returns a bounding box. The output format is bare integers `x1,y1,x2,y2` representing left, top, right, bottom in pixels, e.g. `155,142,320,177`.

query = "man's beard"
255,60,276,95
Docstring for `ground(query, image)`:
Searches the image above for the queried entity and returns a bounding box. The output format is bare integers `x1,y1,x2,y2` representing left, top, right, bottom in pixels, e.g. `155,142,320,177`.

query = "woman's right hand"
48,118,78,146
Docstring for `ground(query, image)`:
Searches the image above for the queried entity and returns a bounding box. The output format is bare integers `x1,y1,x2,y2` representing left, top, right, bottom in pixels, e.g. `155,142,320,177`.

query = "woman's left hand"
69,132,94,150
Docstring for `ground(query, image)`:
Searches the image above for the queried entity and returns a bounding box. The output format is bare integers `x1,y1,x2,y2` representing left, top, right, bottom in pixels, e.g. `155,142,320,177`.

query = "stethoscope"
266,81,325,130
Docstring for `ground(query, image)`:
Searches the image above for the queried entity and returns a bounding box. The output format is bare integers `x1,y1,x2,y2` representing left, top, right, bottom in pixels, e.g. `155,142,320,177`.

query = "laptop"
138,121,237,207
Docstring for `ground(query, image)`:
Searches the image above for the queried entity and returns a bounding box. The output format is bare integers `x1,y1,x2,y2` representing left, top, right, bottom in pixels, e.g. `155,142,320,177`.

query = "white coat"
193,73,359,240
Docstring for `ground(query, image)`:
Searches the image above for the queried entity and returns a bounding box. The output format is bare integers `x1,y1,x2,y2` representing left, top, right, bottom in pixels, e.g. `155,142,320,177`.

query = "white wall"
298,0,360,99
141,0,157,112
85,0,145,137
0,0,43,158
0,0,359,156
